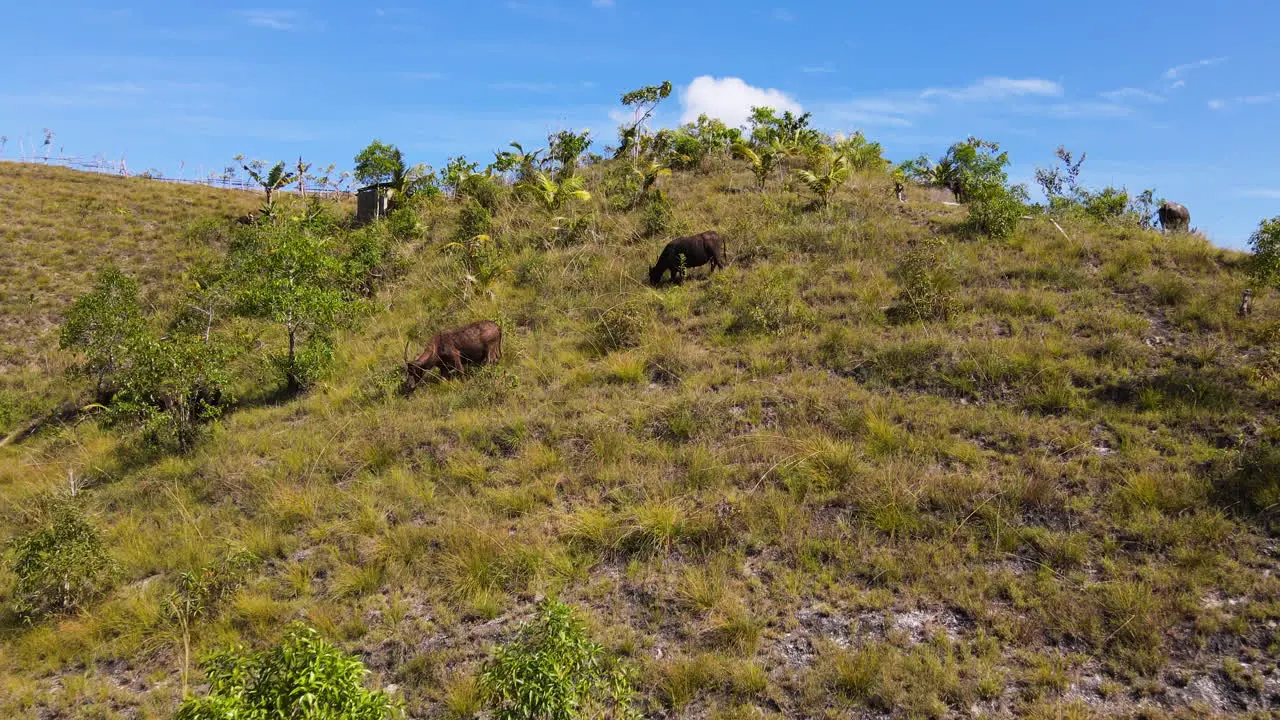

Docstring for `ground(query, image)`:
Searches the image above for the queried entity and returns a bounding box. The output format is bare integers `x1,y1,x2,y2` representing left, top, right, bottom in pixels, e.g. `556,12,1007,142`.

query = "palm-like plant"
634,158,675,196
833,132,889,172
524,171,592,212
442,233,506,289
794,152,850,210
733,141,781,190
242,161,299,210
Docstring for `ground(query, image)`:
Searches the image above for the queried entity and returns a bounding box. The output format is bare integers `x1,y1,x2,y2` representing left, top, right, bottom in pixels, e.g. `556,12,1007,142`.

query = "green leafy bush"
59,265,146,400
8,495,116,620
1248,216,1280,293
163,550,260,693
176,624,400,720
639,189,678,238
890,239,961,322
720,268,811,335
110,332,232,451
965,180,1026,239
478,599,636,720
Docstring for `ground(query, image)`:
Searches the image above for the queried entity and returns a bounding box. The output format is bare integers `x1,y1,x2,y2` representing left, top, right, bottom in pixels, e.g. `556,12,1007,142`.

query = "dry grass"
1,161,1279,719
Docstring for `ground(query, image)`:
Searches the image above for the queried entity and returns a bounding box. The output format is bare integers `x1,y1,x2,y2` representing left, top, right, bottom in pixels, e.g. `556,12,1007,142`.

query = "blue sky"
2,1,1278,248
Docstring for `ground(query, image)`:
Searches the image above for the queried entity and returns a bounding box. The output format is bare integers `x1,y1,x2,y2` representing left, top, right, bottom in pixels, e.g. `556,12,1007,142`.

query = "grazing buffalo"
404,320,502,391
649,231,727,286
1158,202,1190,233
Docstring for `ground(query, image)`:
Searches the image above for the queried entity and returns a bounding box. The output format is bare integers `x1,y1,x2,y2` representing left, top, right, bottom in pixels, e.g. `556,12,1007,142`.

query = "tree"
241,160,299,212
547,129,592,179
1248,216,1280,294
227,222,346,392
1034,145,1086,203
176,624,399,720
614,80,672,159
59,265,146,401
8,494,116,620
353,140,404,187
478,599,636,720
794,151,850,211
110,332,232,451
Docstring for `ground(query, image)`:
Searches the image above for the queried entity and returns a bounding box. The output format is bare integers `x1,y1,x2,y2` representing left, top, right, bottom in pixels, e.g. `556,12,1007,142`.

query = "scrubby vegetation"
2,80,1280,719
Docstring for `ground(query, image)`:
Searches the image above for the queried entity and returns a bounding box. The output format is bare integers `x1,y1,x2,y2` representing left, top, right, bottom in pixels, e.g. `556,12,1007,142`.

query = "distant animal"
1239,289,1254,318
1158,201,1190,233
894,181,907,203
404,320,502,391
649,230,727,286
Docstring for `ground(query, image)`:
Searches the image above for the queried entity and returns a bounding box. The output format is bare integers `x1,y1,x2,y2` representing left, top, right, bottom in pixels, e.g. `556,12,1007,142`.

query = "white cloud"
680,76,802,126
920,76,1062,101
239,9,303,30
591,0,614,7
1240,189,1280,199
801,64,835,74
1100,87,1165,103
1164,57,1227,79
819,96,931,127
1208,91,1280,110
1020,102,1134,118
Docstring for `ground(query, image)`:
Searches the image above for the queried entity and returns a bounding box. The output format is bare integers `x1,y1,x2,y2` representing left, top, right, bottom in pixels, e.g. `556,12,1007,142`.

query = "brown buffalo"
649,230,727,286
1158,201,1190,233
404,320,502,391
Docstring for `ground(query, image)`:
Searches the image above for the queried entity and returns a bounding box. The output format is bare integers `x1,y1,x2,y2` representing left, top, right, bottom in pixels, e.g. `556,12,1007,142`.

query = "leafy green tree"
493,142,545,185
111,332,232,451
227,222,346,392
547,129,593,179
614,80,673,159
1248,216,1280,294
478,599,636,720
748,107,822,151
1034,145,1086,205
59,265,146,401
353,140,404,187
794,151,850,210
442,155,480,195
241,161,299,212
8,494,116,620
175,624,400,720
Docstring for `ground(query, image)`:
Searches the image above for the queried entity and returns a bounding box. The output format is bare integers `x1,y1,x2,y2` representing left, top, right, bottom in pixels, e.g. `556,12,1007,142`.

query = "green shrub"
720,268,811,335
110,332,233,452
343,224,407,298
478,599,636,720
590,301,653,355
59,265,146,400
890,239,960,323
8,494,116,620
640,189,678,238
965,180,1026,239
175,624,399,720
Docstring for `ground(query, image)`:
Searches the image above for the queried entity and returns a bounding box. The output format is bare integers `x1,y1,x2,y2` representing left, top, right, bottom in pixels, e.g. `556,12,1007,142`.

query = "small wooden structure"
356,183,395,224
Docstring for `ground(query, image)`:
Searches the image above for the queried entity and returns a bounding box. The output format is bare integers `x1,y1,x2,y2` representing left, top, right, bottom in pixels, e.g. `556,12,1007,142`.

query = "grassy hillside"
1,157,1279,720
0,163,261,401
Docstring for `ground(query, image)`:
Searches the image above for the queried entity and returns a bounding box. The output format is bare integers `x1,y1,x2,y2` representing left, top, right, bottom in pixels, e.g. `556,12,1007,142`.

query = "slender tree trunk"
286,324,298,391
